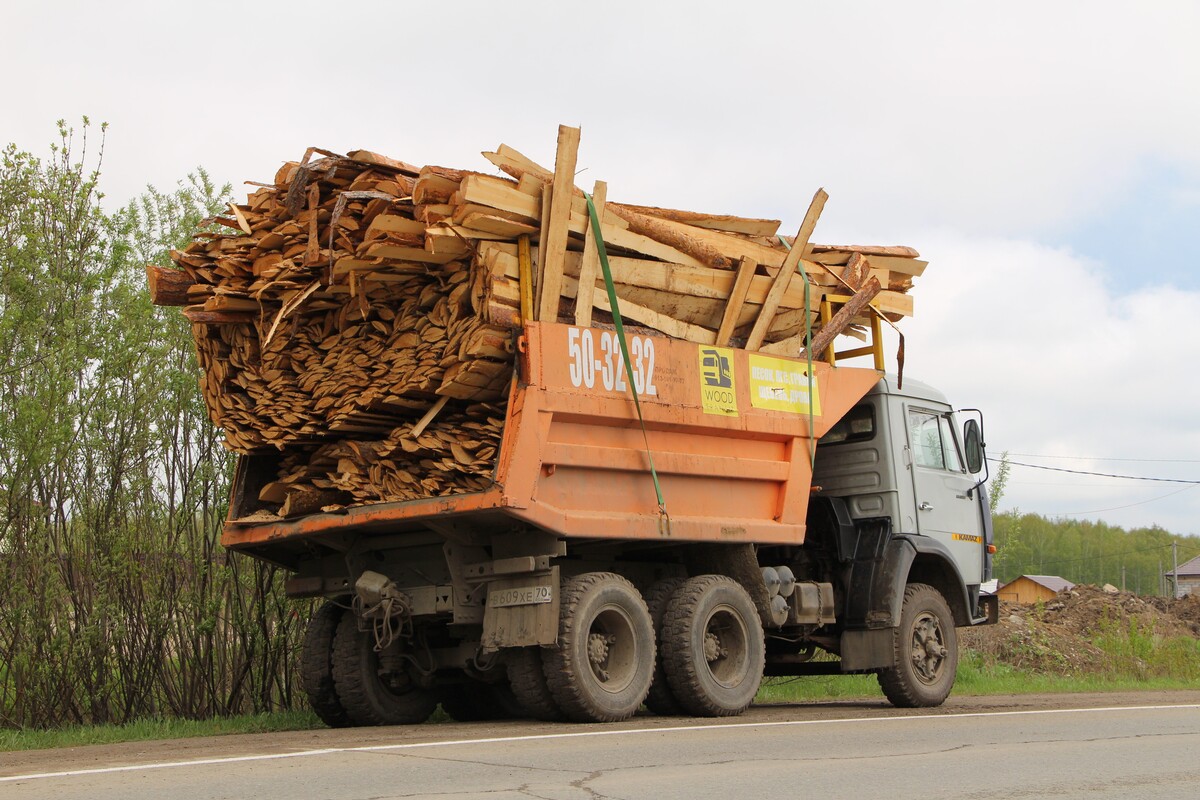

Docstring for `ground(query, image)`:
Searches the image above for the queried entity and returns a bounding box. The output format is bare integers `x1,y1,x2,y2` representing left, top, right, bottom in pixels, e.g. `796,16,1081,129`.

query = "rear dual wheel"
300,600,353,728
329,613,438,726
660,575,765,717
506,646,565,721
643,578,686,716
542,573,656,723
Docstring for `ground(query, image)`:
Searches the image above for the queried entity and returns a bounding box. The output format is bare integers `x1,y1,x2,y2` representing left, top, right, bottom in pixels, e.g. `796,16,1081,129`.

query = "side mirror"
963,418,984,474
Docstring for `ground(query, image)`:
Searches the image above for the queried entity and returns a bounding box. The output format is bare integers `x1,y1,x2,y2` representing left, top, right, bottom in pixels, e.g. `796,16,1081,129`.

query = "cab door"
906,407,984,585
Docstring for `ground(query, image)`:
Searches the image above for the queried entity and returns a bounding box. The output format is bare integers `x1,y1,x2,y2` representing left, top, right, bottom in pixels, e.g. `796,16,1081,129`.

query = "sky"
4,1,1200,535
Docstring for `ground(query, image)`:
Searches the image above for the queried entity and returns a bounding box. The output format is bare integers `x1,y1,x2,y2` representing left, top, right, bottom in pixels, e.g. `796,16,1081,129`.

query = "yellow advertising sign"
697,346,738,416
748,354,821,415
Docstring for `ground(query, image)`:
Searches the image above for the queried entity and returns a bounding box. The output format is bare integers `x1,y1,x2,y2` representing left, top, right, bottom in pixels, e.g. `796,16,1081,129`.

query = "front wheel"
877,583,958,708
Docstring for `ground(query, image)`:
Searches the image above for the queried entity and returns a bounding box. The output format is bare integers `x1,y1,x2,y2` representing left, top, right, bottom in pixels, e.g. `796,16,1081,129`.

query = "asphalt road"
3,692,1199,799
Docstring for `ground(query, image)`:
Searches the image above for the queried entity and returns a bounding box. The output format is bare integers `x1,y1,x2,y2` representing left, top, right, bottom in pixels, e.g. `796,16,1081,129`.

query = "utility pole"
1121,564,1126,592
1172,541,1179,599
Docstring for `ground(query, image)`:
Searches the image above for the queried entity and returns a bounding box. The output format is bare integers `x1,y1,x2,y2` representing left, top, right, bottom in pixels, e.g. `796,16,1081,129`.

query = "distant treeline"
0,121,305,730
991,510,1200,595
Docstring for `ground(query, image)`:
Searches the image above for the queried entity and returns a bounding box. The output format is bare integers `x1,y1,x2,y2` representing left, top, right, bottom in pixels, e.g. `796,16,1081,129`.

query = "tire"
877,583,959,708
440,679,523,722
661,575,765,717
330,613,438,726
643,578,686,716
300,600,353,728
542,572,655,723
506,647,564,721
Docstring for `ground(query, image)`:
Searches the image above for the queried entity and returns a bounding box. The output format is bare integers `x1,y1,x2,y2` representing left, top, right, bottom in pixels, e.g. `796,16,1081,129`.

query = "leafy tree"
0,121,305,729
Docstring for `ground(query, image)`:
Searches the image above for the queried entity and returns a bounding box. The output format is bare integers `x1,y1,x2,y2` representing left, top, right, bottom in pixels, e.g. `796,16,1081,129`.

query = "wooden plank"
482,144,554,183
410,396,450,438
457,212,538,238
535,182,551,311
608,286,726,328
147,265,195,306
607,205,733,270
810,244,920,258
715,257,758,346
841,252,871,289
181,307,255,324
518,235,534,323
537,125,581,323
611,203,781,237
632,214,787,269
345,149,421,176
574,180,607,328
563,276,716,344
228,203,254,235
810,252,928,277
745,188,828,350
362,243,460,264
497,248,815,311
459,174,539,220
366,214,426,237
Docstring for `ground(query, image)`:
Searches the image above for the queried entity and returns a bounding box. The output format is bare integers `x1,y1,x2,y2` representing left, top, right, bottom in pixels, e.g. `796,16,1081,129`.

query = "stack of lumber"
148,127,925,518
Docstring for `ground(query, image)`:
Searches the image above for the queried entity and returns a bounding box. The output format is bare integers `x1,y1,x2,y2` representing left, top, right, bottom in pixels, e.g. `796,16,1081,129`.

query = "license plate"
488,585,553,608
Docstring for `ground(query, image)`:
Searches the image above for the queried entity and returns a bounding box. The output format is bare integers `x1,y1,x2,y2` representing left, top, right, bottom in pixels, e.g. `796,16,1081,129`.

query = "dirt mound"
960,585,1200,676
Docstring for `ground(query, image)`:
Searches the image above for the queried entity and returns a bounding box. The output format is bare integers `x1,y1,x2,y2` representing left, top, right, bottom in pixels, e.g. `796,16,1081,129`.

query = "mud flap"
480,566,560,652
840,628,893,671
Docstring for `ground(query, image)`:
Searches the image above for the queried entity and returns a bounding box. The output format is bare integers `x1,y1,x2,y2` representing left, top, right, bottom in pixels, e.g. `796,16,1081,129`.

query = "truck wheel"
300,600,352,728
543,572,655,723
505,647,564,721
643,578,686,716
330,614,438,726
661,575,765,717
877,583,958,708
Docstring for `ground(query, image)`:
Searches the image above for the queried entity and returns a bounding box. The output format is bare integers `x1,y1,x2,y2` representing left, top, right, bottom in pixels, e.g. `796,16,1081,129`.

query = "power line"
1004,452,1200,464
991,458,1200,484
1046,484,1199,516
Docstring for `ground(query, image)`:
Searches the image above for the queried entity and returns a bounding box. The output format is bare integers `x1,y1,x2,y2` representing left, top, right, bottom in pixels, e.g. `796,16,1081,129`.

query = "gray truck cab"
813,375,995,627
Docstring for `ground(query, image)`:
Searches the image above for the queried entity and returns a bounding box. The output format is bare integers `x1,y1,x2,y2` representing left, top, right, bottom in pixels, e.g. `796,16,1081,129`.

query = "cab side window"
908,409,964,472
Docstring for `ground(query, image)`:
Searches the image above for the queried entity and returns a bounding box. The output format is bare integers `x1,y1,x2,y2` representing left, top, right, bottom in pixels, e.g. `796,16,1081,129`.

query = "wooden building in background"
997,575,1075,605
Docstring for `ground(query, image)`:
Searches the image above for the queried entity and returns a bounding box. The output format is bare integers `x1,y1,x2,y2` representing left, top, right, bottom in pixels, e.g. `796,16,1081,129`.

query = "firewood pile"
148,126,926,518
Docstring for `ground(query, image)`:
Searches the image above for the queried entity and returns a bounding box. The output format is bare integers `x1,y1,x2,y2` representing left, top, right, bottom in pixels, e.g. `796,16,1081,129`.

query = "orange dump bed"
222,321,881,555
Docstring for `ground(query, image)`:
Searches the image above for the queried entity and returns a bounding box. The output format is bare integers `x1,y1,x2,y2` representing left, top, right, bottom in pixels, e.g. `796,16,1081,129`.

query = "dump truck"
222,319,997,725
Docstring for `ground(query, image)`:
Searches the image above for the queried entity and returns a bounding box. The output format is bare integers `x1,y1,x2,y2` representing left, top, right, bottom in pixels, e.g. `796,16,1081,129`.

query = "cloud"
891,231,1200,533
4,1,1198,535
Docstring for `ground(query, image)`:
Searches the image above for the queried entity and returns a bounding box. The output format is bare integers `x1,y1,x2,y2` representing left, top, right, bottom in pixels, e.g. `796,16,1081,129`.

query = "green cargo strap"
778,236,817,468
585,193,669,533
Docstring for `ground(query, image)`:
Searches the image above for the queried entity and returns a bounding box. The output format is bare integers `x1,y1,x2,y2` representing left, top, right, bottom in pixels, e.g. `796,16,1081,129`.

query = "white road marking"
3,704,1197,784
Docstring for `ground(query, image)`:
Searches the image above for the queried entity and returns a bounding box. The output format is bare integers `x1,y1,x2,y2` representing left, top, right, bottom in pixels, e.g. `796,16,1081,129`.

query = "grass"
0,710,324,753
5,624,1199,753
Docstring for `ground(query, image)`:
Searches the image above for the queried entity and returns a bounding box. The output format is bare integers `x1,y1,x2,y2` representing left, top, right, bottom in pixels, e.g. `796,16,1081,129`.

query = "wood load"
148,126,925,518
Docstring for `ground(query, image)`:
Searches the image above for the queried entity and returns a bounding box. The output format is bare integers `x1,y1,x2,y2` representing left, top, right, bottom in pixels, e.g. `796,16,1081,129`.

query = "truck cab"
781,376,996,701
814,376,993,611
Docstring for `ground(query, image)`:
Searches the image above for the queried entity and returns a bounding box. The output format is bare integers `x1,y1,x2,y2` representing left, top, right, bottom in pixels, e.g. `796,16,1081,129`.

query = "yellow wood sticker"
748,354,822,415
698,346,738,416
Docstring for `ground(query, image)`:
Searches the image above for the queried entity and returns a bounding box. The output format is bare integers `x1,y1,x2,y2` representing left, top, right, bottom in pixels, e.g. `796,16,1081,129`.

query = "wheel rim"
586,603,639,694
701,603,750,688
910,611,948,684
